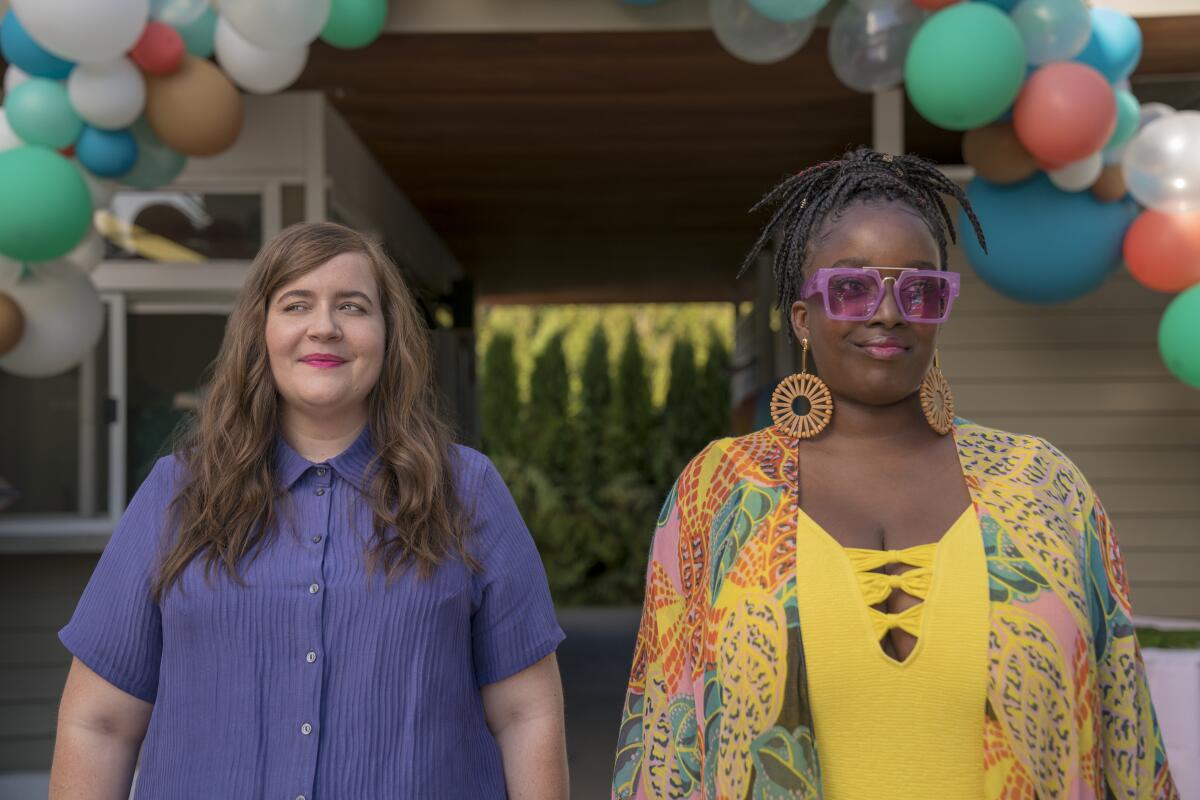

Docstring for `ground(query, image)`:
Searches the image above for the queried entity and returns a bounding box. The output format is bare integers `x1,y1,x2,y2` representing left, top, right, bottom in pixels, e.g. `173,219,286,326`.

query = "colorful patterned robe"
611,420,1178,800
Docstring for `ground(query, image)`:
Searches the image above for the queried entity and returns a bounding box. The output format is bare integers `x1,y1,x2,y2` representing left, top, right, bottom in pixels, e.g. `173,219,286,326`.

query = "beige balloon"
962,123,1038,186
1092,164,1128,203
144,56,244,157
0,292,25,357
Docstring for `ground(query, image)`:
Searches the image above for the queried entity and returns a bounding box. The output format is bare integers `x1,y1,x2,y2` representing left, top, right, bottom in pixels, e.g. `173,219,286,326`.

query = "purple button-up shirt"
60,429,564,799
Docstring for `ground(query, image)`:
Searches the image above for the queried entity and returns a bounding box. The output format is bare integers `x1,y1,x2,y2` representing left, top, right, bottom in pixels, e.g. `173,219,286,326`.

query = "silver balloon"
150,0,210,26
1011,0,1091,66
1122,110,1200,213
710,0,817,65
828,0,926,94
1104,102,1174,166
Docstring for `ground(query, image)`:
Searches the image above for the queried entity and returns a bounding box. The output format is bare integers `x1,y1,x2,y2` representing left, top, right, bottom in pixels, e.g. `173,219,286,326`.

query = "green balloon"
176,6,217,58
1106,89,1140,150
0,146,92,261
5,78,83,150
122,118,187,189
1159,284,1200,389
320,0,388,49
904,4,1026,131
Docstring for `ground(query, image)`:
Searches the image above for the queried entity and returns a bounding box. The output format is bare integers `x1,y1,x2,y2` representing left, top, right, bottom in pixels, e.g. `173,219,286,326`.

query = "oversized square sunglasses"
799,267,961,324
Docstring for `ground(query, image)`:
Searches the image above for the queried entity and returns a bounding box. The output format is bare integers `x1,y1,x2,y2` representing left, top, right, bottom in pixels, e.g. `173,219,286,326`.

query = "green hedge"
479,305,733,605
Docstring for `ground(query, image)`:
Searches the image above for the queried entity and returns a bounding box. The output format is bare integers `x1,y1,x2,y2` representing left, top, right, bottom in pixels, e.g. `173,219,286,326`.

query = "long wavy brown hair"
152,222,474,600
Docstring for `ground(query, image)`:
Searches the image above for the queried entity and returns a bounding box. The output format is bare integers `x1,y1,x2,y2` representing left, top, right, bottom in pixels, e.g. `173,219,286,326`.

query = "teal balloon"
1106,89,1139,150
960,174,1139,303
748,0,827,23
4,78,82,150
122,118,186,189
320,0,388,49
0,146,92,261
904,4,1026,131
175,6,217,58
1159,283,1200,388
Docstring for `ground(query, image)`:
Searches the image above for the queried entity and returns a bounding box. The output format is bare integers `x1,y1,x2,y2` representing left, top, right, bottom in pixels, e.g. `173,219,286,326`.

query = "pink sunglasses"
800,267,961,324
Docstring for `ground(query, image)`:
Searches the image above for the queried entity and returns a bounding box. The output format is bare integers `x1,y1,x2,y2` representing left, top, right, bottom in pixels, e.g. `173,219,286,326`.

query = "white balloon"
215,17,308,94
0,114,22,152
710,0,816,65
0,265,104,378
1048,152,1103,192
221,0,330,50
1011,0,1091,66
11,0,150,65
150,0,210,26
62,228,106,273
829,0,926,93
1122,110,1200,213
67,59,146,130
3,66,32,95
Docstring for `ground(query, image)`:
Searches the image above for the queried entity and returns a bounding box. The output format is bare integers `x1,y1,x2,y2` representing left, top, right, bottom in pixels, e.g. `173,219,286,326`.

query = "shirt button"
315,488,325,496
306,651,317,663
301,722,313,735
308,583,320,594
311,534,322,544
296,795,307,800
316,467,326,476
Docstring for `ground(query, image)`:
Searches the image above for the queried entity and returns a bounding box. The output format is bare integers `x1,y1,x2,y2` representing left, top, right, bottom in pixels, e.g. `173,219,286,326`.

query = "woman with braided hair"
612,148,1176,799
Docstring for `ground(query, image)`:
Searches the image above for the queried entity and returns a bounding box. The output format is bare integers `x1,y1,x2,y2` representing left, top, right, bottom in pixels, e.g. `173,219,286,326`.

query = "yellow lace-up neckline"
842,543,937,640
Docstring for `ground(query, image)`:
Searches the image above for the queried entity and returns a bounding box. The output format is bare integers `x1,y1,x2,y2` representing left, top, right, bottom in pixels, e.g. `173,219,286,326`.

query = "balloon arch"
0,0,1199,388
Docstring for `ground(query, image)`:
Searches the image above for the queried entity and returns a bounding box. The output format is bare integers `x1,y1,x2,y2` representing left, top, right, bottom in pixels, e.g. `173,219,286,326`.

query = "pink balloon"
131,22,186,76
1014,62,1116,166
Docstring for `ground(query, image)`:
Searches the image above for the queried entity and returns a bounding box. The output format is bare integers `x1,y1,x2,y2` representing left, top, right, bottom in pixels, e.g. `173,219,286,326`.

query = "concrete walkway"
557,606,642,800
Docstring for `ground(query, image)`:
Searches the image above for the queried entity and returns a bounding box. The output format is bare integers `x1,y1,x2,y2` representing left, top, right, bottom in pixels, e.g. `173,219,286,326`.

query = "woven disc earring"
920,351,955,435
770,338,833,439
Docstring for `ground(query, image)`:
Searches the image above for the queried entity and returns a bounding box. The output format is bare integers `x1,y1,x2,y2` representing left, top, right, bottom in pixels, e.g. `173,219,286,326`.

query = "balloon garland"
0,0,389,376
694,0,1200,389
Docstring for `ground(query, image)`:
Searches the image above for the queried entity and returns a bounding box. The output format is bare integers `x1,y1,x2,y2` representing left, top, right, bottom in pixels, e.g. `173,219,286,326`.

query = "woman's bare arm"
482,652,569,800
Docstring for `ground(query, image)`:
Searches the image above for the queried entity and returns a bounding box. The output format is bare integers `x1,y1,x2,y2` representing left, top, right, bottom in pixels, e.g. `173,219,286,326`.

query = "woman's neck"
816,391,938,452
280,405,368,462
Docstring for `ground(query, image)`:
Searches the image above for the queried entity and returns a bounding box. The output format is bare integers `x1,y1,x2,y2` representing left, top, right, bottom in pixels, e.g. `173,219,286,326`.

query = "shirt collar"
275,425,377,493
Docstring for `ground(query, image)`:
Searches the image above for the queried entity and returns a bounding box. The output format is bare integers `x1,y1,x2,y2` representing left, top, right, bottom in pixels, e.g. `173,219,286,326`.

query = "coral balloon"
1014,62,1116,166
0,291,24,357
962,123,1036,185
131,22,186,75
144,56,242,157
913,0,959,8
1123,210,1200,293
1091,164,1127,203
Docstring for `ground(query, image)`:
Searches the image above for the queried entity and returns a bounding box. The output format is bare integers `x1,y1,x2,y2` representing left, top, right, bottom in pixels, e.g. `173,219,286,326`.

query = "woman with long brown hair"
50,223,567,799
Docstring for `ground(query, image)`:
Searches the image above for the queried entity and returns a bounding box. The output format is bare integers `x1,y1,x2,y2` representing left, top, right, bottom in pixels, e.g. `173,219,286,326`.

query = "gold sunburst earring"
770,338,833,439
920,351,955,435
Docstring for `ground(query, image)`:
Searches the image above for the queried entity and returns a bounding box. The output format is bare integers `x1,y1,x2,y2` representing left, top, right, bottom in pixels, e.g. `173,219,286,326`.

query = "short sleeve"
467,454,565,686
58,456,177,703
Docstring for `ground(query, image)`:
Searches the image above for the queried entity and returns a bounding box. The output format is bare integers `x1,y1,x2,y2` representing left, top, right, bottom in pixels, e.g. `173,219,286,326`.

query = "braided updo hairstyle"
740,148,988,333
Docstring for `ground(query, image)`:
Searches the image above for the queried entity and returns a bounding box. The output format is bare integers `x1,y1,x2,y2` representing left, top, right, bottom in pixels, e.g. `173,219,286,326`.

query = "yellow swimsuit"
794,506,990,799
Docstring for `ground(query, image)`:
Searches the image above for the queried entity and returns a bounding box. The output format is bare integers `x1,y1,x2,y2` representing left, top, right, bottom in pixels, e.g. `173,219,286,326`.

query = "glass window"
126,313,226,495
99,192,263,262
0,319,110,516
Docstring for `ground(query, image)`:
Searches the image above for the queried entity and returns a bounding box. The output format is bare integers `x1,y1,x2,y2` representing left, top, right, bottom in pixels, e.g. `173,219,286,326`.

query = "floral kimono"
612,420,1177,800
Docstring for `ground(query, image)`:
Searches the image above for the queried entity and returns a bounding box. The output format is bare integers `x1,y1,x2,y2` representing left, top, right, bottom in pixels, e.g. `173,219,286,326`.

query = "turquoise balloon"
960,174,1139,303
122,118,186,189
1159,283,1200,388
0,146,92,261
748,0,827,23
320,0,388,49
4,78,82,150
175,6,217,58
904,4,1026,131
1106,89,1139,150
